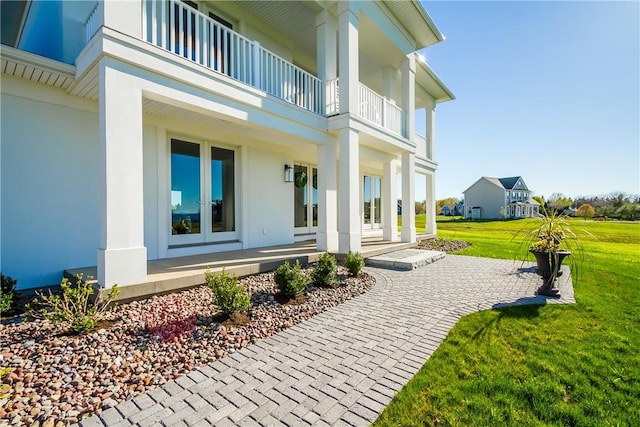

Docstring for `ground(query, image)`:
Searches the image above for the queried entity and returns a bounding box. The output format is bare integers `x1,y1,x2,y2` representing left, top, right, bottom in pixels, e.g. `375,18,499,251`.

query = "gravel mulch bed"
0,267,374,426
416,238,470,253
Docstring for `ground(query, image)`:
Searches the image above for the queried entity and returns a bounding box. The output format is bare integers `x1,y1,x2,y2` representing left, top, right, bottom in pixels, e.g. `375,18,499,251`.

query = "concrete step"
365,249,445,271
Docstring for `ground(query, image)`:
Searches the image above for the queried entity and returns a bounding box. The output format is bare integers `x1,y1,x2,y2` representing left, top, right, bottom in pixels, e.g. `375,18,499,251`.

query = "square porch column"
382,159,398,241
97,59,147,288
401,55,416,140
426,104,436,161
401,151,416,243
338,128,361,253
316,10,337,83
317,139,338,252
425,171,437,235
338,2,359,115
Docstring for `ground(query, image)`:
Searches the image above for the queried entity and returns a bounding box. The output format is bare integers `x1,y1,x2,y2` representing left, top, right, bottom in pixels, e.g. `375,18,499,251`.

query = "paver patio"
78,255,574,427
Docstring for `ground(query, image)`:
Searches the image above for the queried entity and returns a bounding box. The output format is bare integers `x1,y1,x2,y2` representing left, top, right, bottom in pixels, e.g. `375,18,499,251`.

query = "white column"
102,0,142,38
317,139,338,252
316,10,337,83
338,128,361,253
425,172,436,235
338,2,359,114
382,67,397,103
401,55,416,140
426,104,436,160
382,159,398,241
401,151,416,243
97,59,147,288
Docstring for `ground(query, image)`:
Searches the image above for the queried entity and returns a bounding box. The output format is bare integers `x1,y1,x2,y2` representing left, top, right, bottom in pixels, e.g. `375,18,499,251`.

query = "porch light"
284,164,294,182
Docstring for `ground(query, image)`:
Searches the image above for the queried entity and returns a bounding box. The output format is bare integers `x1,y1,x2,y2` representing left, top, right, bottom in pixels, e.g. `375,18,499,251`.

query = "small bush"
310,252,337,287
1,273,18,314
205,268,250,317
344,251,365,276
25,274,119,334
274,261,307,299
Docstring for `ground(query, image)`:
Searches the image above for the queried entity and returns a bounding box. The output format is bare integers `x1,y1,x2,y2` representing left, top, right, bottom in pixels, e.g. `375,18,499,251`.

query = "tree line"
428,192,640,221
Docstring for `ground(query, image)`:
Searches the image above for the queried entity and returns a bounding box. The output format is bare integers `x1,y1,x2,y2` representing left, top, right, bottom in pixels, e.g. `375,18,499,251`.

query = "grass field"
377,216,640,426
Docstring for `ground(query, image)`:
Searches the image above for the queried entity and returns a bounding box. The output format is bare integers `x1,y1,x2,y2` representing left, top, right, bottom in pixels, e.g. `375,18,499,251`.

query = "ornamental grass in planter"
514,206,589,297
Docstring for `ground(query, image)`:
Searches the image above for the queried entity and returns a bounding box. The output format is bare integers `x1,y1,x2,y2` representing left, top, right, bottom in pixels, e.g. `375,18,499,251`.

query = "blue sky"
414,0,639,201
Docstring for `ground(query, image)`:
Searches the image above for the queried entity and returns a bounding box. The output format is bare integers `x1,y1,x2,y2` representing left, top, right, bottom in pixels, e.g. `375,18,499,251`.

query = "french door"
170,138,237,245
294,164,318,234
363,175,382,229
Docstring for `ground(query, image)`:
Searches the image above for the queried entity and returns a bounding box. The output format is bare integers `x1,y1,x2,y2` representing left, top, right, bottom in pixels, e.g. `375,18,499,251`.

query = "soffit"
383,0,443,49
0,44,75,90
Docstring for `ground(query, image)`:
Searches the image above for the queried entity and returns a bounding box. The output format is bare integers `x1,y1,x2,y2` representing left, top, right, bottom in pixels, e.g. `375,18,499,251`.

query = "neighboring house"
440,204,457,216
0,0,453,290
463,177,540,220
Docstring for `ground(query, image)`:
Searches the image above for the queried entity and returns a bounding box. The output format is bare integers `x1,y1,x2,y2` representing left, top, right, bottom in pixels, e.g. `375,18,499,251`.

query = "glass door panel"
171,139,202,239
211,147,235,233
294,165,308,228
374,177,381,225
363,176,371,225
311,168,318,228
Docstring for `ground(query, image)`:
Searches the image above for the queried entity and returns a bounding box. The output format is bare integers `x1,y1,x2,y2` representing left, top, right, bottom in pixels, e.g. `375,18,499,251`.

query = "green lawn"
377,218,640,426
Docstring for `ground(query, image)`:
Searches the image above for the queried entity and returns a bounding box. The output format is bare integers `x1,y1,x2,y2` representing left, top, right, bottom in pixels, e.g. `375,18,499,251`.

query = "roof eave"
416,56,455,104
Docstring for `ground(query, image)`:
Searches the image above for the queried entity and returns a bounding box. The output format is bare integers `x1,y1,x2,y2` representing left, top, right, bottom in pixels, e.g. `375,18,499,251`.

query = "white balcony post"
426,103,436,160
101,0,142,38
97,59,147,288
401,151,416,243
253,41,262,89
401,54,416,140
338,128,361,253
383,159,398,241
338,2,359,115
316,10,337,83
382,67,398,103
317,139,339,252
425,171,436,235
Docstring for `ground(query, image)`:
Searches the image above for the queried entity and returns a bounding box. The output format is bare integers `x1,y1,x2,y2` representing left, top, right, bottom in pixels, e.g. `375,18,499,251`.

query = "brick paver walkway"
79,255,574,427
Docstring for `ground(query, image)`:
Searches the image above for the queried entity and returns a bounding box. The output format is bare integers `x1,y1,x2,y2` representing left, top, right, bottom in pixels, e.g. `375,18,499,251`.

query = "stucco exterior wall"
246,146,295,248
1,77,100,289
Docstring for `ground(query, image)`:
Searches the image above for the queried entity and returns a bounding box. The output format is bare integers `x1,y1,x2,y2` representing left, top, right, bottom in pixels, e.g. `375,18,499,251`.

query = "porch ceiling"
142,98,319,150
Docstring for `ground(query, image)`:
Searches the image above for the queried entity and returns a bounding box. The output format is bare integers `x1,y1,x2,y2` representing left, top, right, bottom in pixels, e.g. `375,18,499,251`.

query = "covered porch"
66,235,433,302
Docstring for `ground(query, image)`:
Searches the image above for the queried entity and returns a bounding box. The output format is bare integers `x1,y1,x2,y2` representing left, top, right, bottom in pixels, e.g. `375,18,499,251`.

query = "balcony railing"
326,78,405,136
142,0,323,114
85,4,102,43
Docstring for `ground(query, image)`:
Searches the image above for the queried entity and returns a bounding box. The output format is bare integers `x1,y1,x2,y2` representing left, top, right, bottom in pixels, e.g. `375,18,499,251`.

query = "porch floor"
65,235,434,302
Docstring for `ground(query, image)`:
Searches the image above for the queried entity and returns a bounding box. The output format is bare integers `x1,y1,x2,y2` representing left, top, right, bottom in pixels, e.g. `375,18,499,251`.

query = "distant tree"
608,192,630,208
576,203,595,220
616,203,640,221
499,206,506,220
532,195,545,208
548,193,573,211
415,200,426,215
436,197,459,214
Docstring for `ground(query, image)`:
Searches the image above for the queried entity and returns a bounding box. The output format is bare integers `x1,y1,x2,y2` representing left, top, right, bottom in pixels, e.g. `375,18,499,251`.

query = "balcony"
326,78,405,137
139,0,323,114
86,0,407,137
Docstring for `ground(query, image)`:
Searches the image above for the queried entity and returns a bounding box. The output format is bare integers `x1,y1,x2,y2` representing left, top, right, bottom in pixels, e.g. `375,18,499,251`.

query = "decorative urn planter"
529,249,571,297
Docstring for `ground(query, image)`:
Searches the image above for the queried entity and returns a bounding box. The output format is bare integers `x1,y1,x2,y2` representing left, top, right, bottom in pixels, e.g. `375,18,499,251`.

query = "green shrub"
274,261,307,299
1,273,18,313
25,274,119,334
205,268,250,316
310,252,337,287
344,251,365,276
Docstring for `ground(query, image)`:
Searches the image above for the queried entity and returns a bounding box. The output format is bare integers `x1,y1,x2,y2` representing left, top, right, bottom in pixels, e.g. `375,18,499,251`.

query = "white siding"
464,179,505,219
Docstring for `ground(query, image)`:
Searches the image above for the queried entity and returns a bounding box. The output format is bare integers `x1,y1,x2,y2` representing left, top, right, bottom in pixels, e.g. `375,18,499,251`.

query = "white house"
463,177,540,220
0,0,453,290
